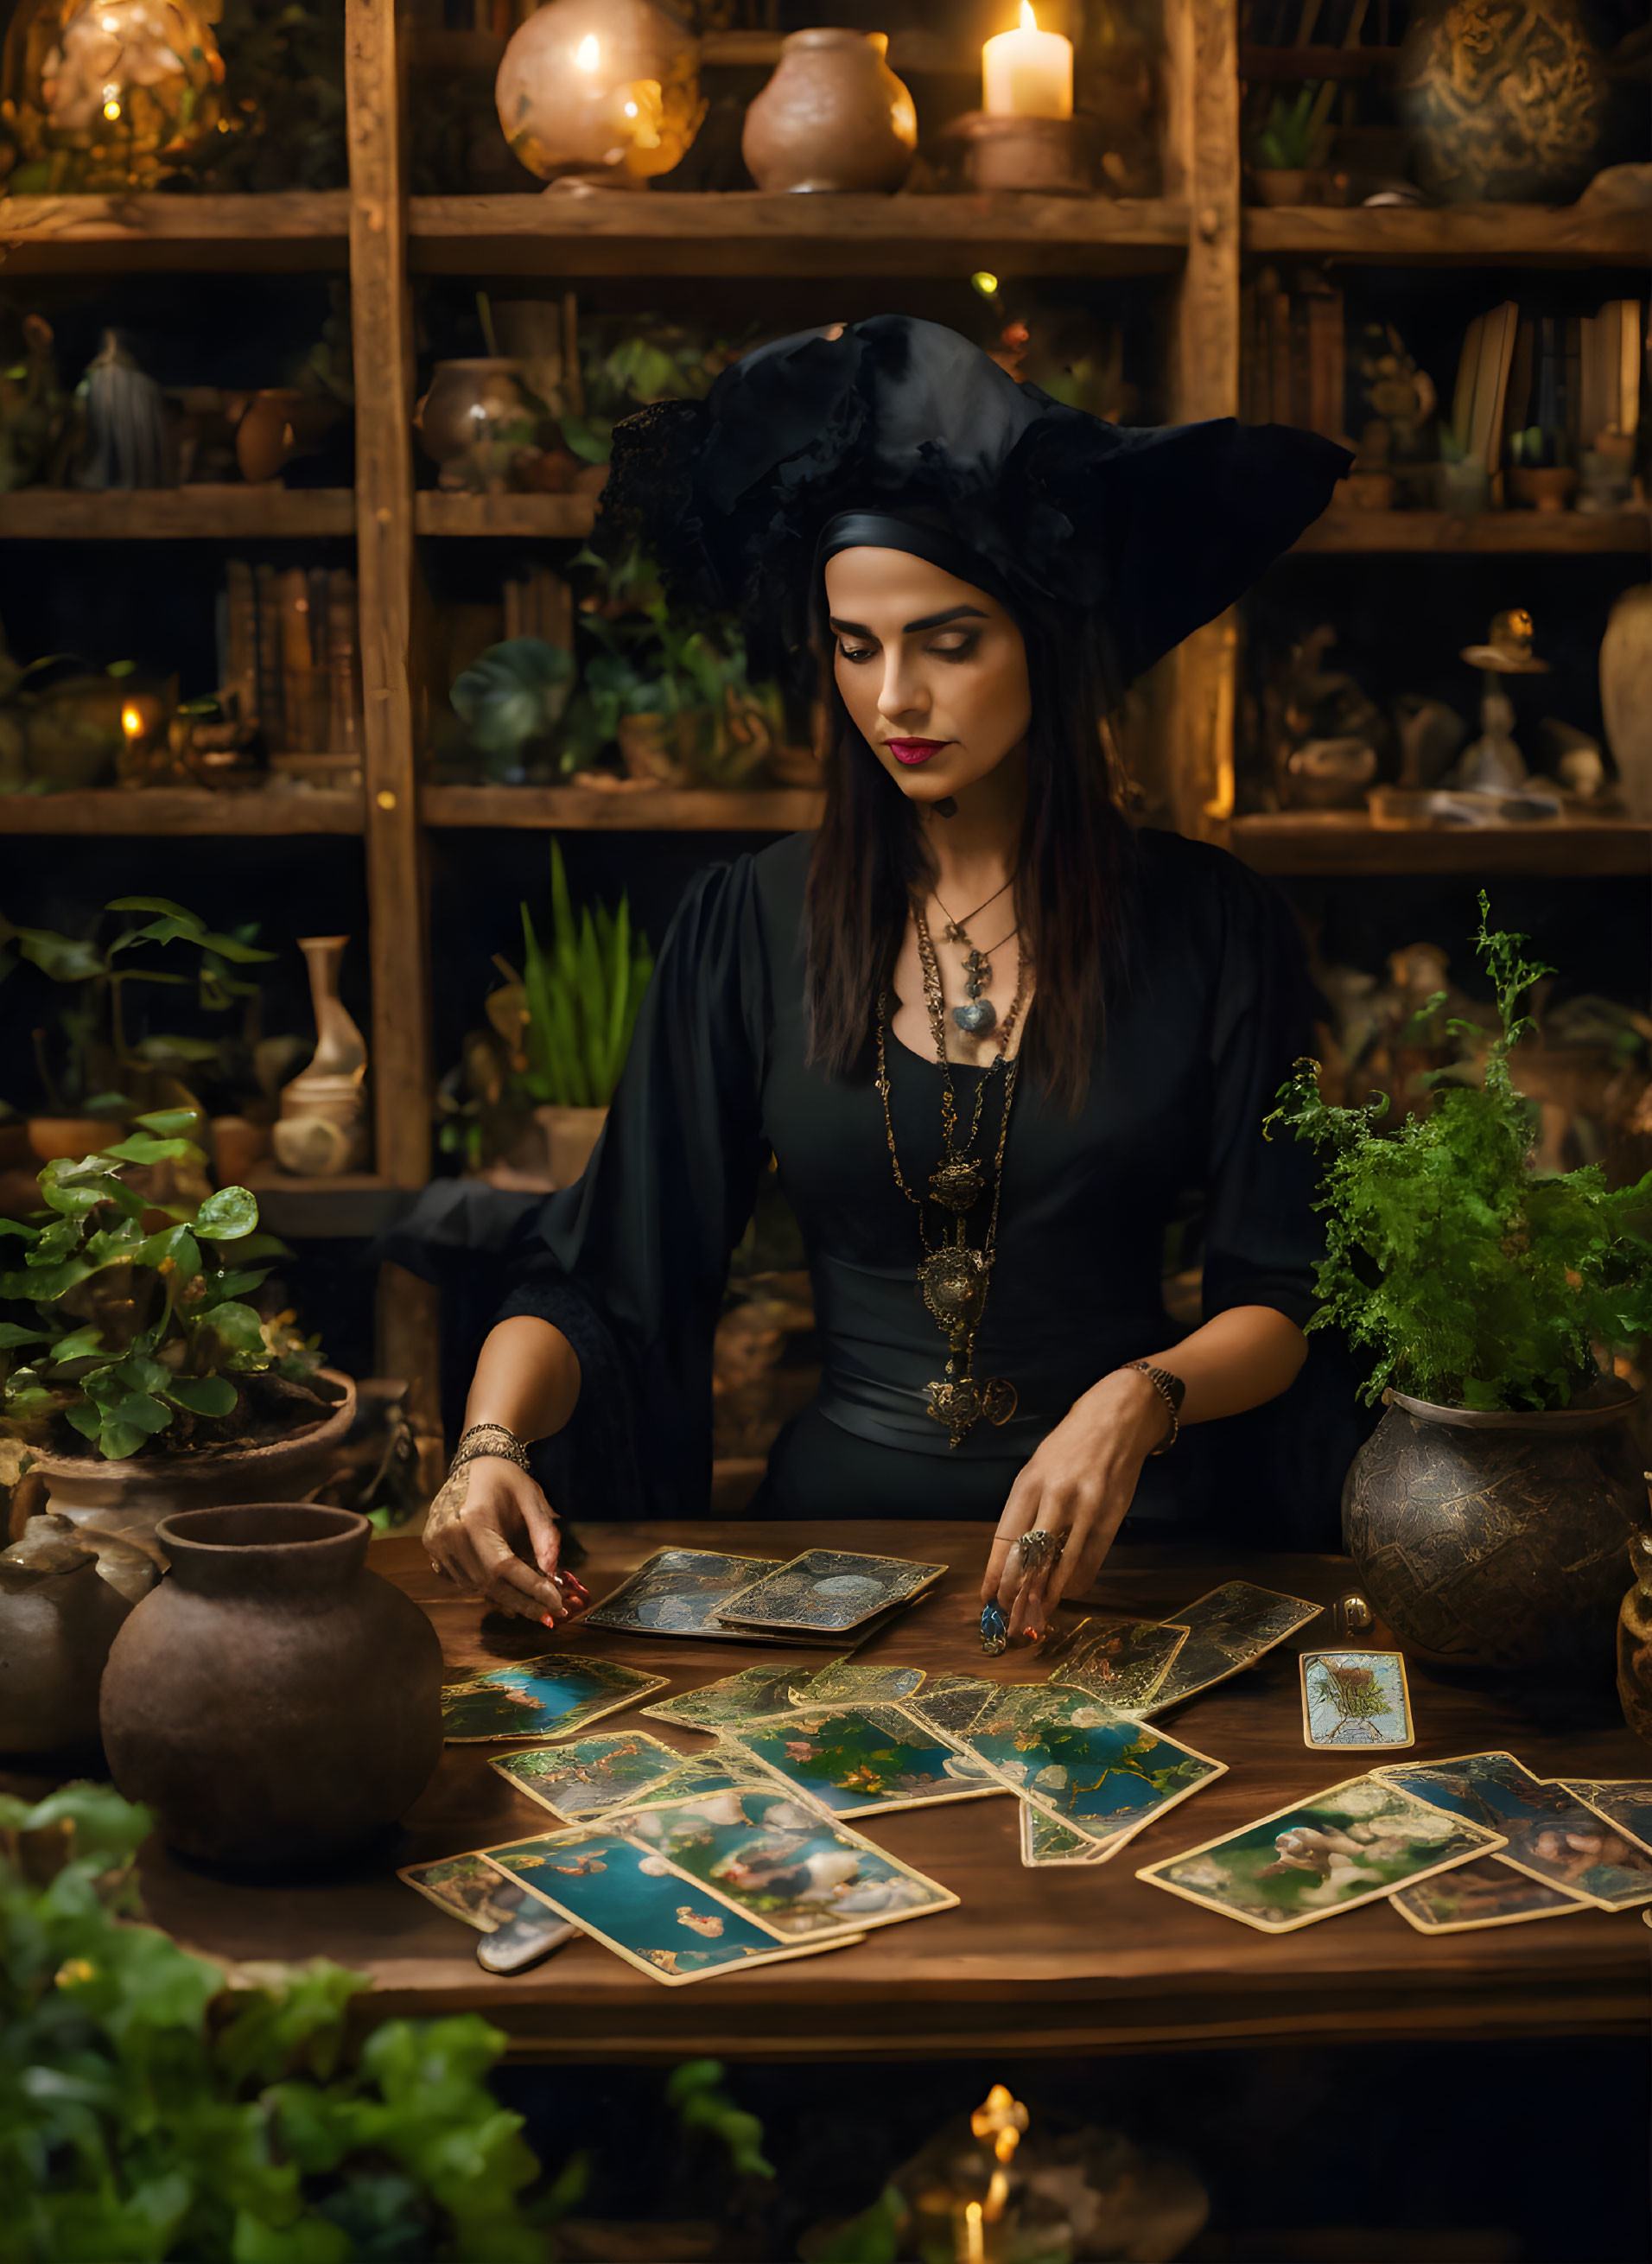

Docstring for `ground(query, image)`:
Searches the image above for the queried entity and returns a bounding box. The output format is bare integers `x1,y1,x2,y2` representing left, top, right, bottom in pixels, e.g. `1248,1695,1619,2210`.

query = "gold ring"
1016,1529,1065,1575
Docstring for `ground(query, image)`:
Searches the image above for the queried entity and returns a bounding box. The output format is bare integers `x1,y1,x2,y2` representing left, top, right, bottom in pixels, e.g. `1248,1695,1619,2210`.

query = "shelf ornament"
493,0,704,190
1,0,225,193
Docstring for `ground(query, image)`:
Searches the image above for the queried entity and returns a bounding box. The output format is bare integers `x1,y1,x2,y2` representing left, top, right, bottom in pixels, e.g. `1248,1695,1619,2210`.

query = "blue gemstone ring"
979,1601,1008,1657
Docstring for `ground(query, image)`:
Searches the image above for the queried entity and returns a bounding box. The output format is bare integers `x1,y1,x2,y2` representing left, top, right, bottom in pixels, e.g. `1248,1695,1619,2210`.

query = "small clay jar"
0,1528,131,1753
100,1503,443,1868
1617,1528,1652,1746
741,28,917,194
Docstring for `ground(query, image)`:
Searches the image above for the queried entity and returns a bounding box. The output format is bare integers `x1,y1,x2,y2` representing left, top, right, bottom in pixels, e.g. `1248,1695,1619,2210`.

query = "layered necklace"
874,881,1029,1448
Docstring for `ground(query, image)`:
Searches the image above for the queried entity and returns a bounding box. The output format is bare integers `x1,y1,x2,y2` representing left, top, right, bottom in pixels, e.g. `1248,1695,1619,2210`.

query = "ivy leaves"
0,1110,295,1460
1272,897,1652,1412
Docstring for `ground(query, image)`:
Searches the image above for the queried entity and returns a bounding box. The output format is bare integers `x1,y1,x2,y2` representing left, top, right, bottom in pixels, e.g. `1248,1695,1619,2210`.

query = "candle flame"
1020,1,1039,28
575,33,600,70
120,706,143,738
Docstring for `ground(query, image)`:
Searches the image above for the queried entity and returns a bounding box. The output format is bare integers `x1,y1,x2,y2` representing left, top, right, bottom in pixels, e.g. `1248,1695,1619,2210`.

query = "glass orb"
494,0,705,187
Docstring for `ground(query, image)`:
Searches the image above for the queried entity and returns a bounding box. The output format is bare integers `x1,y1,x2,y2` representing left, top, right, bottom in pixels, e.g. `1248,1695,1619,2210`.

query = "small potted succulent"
1247,83,1335,206
0,1110,353,1537
1271,899,1652,1672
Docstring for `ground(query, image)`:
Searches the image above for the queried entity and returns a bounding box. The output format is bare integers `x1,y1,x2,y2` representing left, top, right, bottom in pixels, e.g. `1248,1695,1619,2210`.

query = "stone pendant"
953,998,996,1035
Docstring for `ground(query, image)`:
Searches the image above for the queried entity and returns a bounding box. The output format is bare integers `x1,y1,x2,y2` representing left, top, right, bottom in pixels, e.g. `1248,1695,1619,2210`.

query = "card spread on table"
905,1675,1001,1740
1388,1854,1592,1935
715,1549,946,1634
1020,1802,1121,1868
440,1653,668,1743
1554,1779,1652,1861
620,1782,959,1939
582,1549,790,1642
489,1729,690,1822
1374,1752,1652,1910
481,1828,862,1985
722,1702,1005,1818
1144,1582,1323,1711
642,1658,923,1733
1299,1649,1414,1751
1052,1615,1191,1716
1138,1771,1504,1934
398,1851,541,1934
956,1683,1226,1851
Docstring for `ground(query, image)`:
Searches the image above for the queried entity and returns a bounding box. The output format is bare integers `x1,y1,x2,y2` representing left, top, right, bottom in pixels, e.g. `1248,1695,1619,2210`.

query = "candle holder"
947,111,1090,194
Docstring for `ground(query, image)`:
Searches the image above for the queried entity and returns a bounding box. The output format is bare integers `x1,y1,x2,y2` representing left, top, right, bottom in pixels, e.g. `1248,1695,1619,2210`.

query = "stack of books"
222,561,365,761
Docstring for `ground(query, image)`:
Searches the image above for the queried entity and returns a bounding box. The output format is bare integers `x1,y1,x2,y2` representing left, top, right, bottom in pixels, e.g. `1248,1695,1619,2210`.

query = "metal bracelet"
1125,1363,1182,1457
448,1422,533,1478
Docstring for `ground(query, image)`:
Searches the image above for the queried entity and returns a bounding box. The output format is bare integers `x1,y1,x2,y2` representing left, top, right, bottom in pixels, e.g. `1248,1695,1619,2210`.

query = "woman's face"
824,545,1031,808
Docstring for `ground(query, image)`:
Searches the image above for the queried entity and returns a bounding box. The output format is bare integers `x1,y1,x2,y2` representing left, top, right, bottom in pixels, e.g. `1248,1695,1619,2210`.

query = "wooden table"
136,1522,1651,2063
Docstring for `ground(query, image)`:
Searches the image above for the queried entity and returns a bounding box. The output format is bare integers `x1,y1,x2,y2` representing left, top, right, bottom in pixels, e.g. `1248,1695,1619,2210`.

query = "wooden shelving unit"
0,488,357,539
3,1,1646,1422
0,787,365,834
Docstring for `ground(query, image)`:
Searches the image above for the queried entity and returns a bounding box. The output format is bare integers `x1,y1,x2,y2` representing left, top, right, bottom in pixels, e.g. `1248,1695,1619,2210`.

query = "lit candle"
982,3,1072,120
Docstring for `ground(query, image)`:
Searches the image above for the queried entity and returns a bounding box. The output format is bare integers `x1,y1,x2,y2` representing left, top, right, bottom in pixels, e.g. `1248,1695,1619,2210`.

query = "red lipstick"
886,737,948,766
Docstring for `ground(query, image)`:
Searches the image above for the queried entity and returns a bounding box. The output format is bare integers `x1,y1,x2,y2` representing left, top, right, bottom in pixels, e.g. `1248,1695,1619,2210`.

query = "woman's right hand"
424,1453,569,1623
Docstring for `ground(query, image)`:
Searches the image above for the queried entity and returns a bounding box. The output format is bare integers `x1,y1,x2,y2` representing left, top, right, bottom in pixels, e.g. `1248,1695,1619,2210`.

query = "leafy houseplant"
0,1110,329,1461
1272,900,1652,1671
1269,900,1652,1414
0,1781,552,2263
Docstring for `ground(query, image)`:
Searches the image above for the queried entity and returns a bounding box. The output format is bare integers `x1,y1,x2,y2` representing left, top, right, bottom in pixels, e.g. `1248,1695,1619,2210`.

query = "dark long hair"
803,603,1136,1112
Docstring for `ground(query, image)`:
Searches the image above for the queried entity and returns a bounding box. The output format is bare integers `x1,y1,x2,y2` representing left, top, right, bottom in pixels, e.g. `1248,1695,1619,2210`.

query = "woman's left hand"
981,1367,1172,1641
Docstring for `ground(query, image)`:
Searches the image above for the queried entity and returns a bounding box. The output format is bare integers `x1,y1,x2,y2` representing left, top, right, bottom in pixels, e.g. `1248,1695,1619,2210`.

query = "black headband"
816,509,1016,614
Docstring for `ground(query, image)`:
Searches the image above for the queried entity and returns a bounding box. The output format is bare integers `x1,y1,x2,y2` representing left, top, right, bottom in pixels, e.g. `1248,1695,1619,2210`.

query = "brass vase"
1343,1382,1642,1671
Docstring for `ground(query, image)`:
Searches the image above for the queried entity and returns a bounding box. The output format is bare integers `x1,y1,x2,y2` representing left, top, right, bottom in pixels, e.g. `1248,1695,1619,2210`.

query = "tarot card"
715,1549,946,1634
1019,1802,1121,1868
1375,1752,1652,1911
1053,1615,1191,1716
1299,1650,1414,1751
797,1660,926,1708
1554,1780,1652,1861
905,1674,1000,1739
441,1653,669,1742
1138,1771,1504,1934
621,1782,960,1939
1144,1582,1323,1711
398,1851,537,1933
607,1745,789,1813
1388,1854,1592,1935
957,1683,1226,1851
582,1549,792,1643
643,1660,849,1733
723,1702,1005,1818
488,1729,690,1822
482,1829,861,1985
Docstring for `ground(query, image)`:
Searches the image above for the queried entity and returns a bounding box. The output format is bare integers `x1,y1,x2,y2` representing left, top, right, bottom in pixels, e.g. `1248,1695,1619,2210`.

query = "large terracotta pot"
1343,1382,1642,1672
101,1503,443,1867
741,28,917,194
33,1369,358,1559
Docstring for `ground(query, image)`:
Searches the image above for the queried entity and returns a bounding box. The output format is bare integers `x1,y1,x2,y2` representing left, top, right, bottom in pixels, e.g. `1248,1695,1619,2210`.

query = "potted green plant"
0,1110,353,1536
439,844,652,1189
1246,83,1335,206
1270,900,1652,1671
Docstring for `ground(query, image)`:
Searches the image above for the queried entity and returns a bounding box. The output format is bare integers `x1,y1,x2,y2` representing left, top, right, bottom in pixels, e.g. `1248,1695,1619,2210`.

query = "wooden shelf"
1293,507,1650,555
408,193,1190,277
422,784,824,830
0,787,365,835
405,27,973,73
0,487,356,539
243,1171,410,1239
1229,811,1652,877
414,492,595,538
0,191,350,273
1242,201,1649,265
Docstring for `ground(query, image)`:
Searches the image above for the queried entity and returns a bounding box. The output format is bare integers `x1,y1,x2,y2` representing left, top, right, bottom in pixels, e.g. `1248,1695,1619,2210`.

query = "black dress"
415,825,1322,1532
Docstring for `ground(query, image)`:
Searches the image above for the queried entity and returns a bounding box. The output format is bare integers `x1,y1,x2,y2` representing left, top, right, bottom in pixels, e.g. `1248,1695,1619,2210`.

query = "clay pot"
415,359,547,495
1508,466,1578,513
1343,471,1395,511
1343,1383,1642,1672
235,389,302,484
26,1116,111,1162
534,1102,607,1187
1435,460,1490,515
33,1369,358,1556
1249,166,1311,206
101,1503,443,1867
741,29,917,195
209,1114,269,1184
0,1530,131,1752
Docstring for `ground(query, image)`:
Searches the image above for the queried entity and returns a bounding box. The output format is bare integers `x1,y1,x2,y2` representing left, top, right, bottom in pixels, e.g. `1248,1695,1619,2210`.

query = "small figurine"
0,313,75,490
979,1600,1008,1657
76,329,173,490
1450,610,1552,794
1617,1522,1652,1749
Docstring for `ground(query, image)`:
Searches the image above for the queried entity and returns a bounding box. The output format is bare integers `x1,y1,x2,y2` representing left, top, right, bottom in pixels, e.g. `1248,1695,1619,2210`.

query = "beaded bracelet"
448,1421,533,1478
1125,1361,1184,1456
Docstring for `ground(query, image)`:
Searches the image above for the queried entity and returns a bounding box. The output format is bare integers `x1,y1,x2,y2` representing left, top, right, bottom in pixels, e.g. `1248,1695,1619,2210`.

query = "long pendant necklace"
874,906,1029,1448
934,877,1016,1039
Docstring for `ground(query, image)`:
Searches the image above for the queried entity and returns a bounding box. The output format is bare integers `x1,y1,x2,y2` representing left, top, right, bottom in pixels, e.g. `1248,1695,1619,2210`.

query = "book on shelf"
1240,267,1345,442
501,563,573,650
234,558,364,758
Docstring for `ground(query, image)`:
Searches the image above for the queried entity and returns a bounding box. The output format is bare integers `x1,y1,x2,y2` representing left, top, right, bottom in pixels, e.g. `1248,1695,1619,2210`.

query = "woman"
416,317,1350,1645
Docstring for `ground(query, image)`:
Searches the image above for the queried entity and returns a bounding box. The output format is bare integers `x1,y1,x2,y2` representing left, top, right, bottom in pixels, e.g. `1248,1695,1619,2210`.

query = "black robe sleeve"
380,855,772,1521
